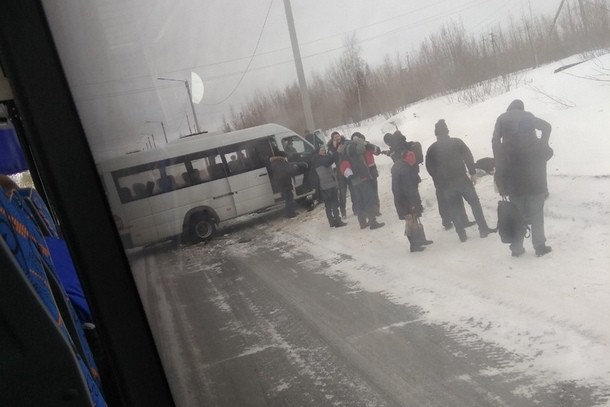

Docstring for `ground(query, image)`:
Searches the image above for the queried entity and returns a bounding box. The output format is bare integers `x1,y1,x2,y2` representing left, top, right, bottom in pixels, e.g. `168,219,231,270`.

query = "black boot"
408,237,425,252
479,227,497,238
535,245,552,257
369,220,385,230
369,216,385,230
334,218,347,227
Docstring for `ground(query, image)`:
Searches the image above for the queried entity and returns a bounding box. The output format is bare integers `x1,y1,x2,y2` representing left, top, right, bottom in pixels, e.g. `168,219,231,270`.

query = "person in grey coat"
313,147,347,228
492,99,553,257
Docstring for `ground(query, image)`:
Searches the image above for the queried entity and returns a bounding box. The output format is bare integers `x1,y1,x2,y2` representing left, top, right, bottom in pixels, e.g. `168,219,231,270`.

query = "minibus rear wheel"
190,215,216,242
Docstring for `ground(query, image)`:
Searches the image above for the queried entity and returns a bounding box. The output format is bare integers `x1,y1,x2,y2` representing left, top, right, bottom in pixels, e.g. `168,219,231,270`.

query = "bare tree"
225,4,610,133
327,34,371,123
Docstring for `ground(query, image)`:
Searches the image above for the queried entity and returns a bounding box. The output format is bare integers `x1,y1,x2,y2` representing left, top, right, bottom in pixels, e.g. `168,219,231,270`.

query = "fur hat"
434,119,449,136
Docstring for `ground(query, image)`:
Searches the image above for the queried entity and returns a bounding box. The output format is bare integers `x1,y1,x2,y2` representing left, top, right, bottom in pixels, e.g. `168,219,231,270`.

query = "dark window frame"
0,1,175,406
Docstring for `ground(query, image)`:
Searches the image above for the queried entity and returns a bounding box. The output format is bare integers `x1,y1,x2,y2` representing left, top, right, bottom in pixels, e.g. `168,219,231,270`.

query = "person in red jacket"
328,132,349,218
392,150,433,252
342,137,384,230
351,132,382,216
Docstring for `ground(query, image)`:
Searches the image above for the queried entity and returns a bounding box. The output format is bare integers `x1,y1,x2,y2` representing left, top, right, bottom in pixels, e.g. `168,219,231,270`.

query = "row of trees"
222,0,610,134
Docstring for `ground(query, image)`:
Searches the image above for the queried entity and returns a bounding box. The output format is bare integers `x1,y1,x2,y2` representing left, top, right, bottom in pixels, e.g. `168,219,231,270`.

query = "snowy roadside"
218,169,607,404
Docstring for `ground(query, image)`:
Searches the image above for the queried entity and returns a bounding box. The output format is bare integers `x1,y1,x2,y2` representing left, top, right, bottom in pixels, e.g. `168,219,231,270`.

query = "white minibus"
97,123,318,248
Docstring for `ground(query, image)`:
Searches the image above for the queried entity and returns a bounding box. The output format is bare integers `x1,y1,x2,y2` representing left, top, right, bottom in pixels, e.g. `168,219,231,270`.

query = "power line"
74,0,471,89
469,0,529,33
204,0,275,105
77,0,536,103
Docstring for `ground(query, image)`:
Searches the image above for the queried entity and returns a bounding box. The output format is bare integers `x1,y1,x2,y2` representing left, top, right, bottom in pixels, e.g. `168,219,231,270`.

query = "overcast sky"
42,0,560,159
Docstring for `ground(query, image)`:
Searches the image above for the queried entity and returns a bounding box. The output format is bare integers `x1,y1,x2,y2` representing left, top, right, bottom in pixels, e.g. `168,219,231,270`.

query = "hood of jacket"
506,99,524,111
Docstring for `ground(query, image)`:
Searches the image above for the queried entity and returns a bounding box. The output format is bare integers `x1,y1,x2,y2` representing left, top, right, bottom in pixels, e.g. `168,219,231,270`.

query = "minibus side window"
281,135,312,161
185,150,223,182
221,141,268,175
165,161,188,189
207,154,228,180
112,165,161,203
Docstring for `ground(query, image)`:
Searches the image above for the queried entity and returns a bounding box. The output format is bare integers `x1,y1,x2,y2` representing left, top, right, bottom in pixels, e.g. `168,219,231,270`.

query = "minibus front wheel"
189,215,216,242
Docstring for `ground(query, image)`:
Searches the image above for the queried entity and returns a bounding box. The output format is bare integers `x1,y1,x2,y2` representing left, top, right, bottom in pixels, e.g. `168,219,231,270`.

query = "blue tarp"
0,127,28,175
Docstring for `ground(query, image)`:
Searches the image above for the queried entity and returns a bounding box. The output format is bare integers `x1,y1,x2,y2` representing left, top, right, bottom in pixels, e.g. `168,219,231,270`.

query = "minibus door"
221,144,275,215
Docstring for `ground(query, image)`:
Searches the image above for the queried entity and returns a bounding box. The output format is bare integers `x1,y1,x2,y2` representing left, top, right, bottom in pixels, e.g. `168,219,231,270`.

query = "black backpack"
497,198,529,244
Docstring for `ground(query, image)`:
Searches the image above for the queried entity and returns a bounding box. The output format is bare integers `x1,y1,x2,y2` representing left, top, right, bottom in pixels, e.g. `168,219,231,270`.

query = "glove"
471,174,478,185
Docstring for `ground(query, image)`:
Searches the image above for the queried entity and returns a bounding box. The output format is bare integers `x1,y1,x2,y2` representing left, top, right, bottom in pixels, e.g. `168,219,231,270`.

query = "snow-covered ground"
225,53,610,404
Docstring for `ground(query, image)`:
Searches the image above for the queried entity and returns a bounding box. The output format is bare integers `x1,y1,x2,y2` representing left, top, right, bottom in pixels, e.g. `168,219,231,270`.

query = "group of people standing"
275,99,553,258
314,131,384,230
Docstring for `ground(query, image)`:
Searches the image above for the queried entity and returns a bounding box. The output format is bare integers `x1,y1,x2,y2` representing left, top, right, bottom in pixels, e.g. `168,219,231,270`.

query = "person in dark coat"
425,123,476,230
425,119,496,242
351,132,382,216
327,131,349,218
270,151,308,218
343,137,384,230
392,150,433,252
492,99,553,257
313,146,347,228
383,130,421,164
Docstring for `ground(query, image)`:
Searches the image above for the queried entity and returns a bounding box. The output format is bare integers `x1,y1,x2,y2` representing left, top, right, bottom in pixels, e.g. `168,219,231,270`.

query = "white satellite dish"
191,72,204,104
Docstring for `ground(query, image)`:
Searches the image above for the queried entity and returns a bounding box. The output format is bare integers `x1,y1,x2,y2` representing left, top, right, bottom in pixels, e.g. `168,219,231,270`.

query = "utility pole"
549,0,567,35
158,77,201,134
185,113,192,134
283,0,315,132
525,22,539,68
146,120,168,144
577,0,589,43
141,133,155,149
489,32,499,75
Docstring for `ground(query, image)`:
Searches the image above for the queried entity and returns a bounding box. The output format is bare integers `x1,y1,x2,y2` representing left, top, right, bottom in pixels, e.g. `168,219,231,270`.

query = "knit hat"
507,99,524,111
383,133,393,145
392,130,406,141
434,119,449,136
